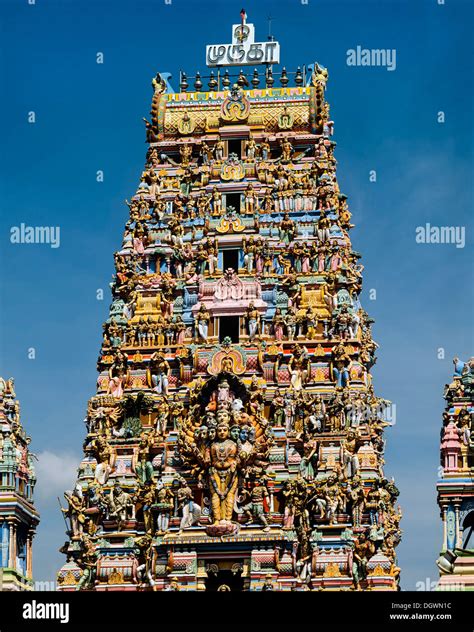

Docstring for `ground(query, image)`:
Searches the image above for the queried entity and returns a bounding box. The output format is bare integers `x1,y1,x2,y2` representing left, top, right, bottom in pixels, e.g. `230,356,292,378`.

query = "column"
442,507,448,550
8,520,14,568
26,532,34,580
12,522,17,572
454,504,461,549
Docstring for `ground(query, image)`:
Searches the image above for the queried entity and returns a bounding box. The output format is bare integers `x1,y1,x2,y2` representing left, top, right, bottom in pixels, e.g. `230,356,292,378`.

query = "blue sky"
0,0,472,589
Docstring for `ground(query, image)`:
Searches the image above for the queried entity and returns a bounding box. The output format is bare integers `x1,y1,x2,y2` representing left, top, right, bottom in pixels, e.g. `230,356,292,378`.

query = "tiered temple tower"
57,15,401,591
0,378,39,590
436,357,474,590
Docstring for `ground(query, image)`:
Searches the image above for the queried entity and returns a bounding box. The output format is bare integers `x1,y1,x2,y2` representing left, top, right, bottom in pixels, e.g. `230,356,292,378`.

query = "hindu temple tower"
0,378,40,590
57,13,401,591
436,357,474,590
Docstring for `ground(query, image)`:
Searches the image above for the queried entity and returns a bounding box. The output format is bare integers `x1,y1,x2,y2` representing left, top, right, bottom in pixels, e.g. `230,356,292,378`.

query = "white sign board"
206,22,280,67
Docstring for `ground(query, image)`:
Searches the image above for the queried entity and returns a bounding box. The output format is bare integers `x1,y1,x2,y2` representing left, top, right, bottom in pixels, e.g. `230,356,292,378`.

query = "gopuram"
0,378,40,590
436,357,474,590
57,13,402,591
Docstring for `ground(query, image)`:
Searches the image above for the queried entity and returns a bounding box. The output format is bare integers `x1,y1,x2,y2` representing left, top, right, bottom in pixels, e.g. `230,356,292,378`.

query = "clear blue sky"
0,0,472,589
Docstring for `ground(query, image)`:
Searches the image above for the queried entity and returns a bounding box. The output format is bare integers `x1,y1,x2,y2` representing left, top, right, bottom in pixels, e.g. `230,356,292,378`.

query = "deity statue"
238,480,271,531
62,487,86,539
298,440,318,481
259,138,271,161
133,432,154,485
244,183,257,214
200,142,213,165
179,144,193,166
154,480,174,534
207,413,239,523
211,185,222,216
135,482,156,534
214,139,225,162
245,302,261,341
174,477,202,532
147,352,170,396
307,394,326,433
106,482,134,530
195,303,210,341
279,213,296,244
280,138,293,162
352,533,375,590
107,349,130,398
272,308,285,341
243,236,256,273
261,574,275,591
245,138,257,160
348,474,365,527
269,388,286,426
91,436,115,485
342,429,361,477
324,472,344,525
331,340,351,388
288,344,311,390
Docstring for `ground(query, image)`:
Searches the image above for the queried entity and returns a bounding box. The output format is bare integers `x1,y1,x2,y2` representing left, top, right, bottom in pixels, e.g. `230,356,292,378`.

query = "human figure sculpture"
147,352,170,396
280,138,293,162
239,482,270,531
288,344,310,391
246,302,261,341
155,480,174,534
272,308,285,341
207,413,239,523
195,303,210,341
176,478,201,532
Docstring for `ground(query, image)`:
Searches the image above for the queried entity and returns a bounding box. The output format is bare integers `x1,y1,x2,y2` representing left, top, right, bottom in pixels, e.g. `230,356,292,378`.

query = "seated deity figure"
238,482,270,531
106,482,134,529
308,394,326,433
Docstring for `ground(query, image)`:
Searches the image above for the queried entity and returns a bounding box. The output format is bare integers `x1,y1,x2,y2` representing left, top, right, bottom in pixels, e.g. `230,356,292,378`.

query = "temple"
57,14,401,591
0,378,39,590
436,357,474,590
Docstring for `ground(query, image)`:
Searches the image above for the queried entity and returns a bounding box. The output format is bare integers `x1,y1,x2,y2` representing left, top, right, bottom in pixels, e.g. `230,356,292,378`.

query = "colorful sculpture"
57,14,401,591
0,378,40,590
436,357,474,589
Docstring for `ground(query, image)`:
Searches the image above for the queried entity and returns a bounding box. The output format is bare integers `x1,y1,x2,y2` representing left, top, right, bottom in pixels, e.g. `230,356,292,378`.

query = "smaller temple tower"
436,357,474,590
0,378,40,590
